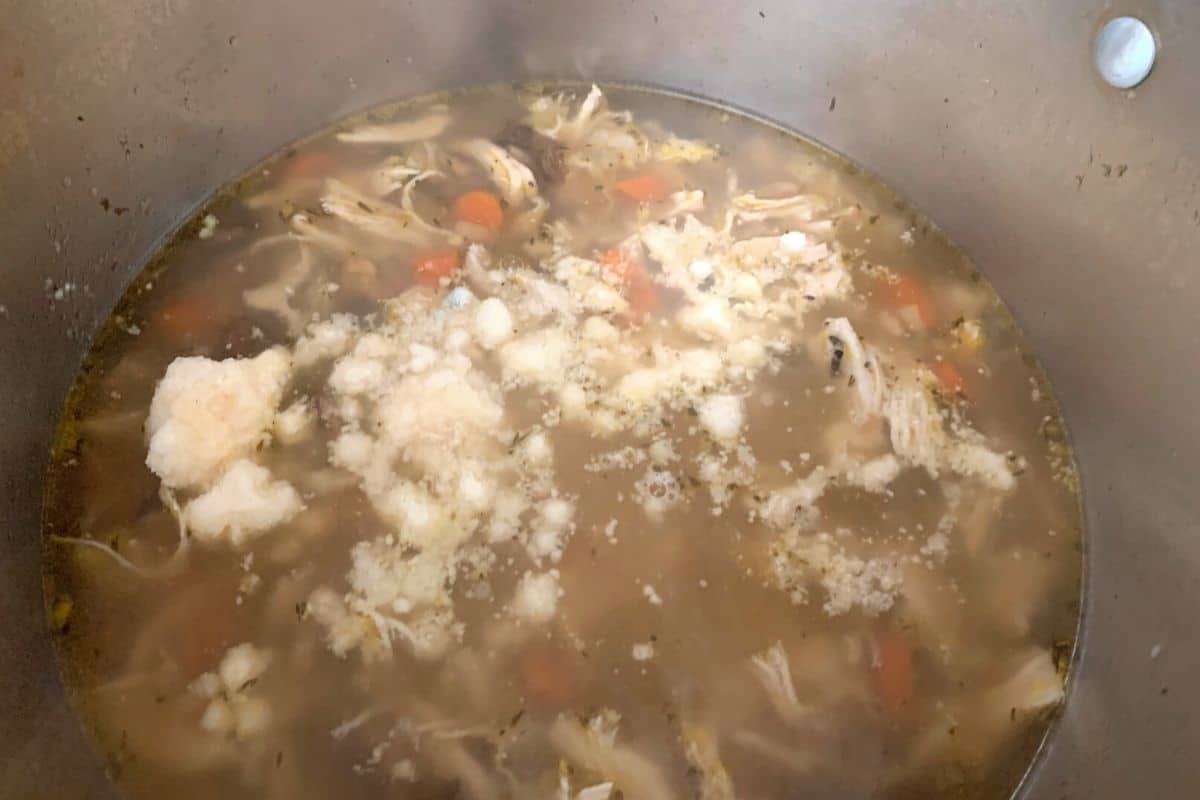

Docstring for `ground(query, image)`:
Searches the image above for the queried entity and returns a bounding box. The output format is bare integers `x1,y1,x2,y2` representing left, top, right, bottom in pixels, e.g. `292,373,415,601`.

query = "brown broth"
43,83,1082,800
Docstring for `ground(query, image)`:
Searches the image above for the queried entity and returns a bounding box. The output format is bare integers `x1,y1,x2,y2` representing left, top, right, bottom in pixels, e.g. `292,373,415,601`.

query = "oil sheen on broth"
43,84,1083,800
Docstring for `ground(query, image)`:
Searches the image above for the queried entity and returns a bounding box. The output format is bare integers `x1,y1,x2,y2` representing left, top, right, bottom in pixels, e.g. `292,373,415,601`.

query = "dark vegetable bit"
828,335,845,375
497,123,568,184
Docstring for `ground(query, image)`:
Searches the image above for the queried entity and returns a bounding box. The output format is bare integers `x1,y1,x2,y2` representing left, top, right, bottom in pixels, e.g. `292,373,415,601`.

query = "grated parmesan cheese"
697,394,744,443
146,348,292,490
474,297,514,349
185,459,302,547
511,571,562,622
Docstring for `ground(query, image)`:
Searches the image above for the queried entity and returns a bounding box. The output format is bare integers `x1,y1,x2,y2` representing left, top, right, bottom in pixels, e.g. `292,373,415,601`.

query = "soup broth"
43,83,1082,800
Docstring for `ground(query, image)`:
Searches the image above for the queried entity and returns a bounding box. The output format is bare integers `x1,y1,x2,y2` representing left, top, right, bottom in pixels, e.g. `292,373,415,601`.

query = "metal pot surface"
2,1,1196,796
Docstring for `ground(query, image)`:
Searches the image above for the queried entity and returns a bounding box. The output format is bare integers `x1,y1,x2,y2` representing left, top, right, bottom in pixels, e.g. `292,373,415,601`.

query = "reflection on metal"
1094,16,1156,89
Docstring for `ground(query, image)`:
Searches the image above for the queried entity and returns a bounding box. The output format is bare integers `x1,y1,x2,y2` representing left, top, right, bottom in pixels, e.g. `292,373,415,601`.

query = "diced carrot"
156,298,222,340
600,247,634,280
872,629,915,718
600,247,658,317
627,269,660,315
890,276,936,328
411,247,461,287
157,578,241,677
518,642,579,707
168,613,235,677
932,360,967,396
614,173,670,202
452,190,504,232
282,150,335,180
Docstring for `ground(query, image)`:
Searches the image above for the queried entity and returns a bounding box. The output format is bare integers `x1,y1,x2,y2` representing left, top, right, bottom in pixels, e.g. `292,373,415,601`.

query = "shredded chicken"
320,178,460,245
731,191,819,222
825,317,885,418
826,317,1014,490
549,712,675,800
527,84,651,174
681,724,735,800
243,243,314,335
458,139,538,205
749,642,809,726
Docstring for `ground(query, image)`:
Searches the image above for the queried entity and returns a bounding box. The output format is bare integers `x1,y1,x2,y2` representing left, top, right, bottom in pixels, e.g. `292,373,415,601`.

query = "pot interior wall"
2,1,1197,796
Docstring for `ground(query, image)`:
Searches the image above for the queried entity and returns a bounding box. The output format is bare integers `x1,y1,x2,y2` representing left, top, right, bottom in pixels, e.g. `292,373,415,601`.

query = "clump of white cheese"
510,570,562,623
145,348,291,489
185,459,302,547
771,530,902,616
696,394,744,443
190,643,273,740
474,297,514,349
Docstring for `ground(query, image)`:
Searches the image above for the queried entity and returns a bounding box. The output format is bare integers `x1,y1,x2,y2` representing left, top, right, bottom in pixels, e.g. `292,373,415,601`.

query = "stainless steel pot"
3,1,1197,796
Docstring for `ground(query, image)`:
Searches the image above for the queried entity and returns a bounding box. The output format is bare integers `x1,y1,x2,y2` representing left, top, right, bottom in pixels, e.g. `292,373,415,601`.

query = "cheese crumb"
631,642,656,661
218,642,272,691
697,394,745,442
274,399,314,445
185,460,302,547
474,297,514,349
293,315,358,367
191,643,273,740
146,348,291,489
511,571,561,623
443,286,476,309
845,454,902,493
582,315,620,346
197,213,219,239
678,298,733,341
770,530,902,615
499,328,571,385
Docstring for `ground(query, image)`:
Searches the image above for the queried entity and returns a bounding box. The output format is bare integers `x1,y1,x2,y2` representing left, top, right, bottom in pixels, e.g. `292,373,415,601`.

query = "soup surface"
43,83,1083,800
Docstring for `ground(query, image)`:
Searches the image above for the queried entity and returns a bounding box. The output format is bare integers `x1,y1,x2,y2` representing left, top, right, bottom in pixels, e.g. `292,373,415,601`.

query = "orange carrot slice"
282,150,335,180
627,269,660,315
932,360,967,396
891,276,936,328
600,247,634,280
518,642,579,707
872,629,915,718
156,298,221,339
614,173,670,202
452,190,504,231
600,247,658,316
411,247,461,287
